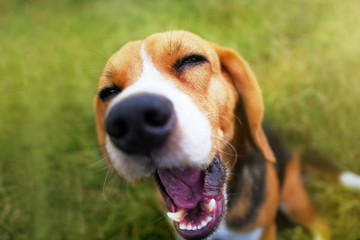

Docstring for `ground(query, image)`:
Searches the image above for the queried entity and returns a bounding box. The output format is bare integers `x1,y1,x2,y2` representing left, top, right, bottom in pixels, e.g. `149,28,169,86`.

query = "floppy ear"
94,97,108,159
211,43,276,162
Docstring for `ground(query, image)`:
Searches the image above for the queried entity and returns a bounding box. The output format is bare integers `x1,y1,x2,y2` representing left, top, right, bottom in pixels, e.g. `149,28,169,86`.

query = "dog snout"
105,93,176,155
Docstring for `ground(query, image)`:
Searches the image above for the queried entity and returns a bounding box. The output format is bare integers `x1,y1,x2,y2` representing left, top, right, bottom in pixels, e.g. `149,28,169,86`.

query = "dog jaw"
155,155,227,240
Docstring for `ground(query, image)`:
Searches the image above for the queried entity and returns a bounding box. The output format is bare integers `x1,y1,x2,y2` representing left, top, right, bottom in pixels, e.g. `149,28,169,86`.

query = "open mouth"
154,155,226,240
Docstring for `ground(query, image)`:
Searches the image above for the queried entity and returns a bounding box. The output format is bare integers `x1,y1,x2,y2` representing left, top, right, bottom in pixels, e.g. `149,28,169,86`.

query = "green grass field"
1,0,359,239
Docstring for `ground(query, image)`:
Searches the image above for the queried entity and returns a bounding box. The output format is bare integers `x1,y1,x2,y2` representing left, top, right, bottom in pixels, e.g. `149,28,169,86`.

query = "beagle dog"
94,31,330,240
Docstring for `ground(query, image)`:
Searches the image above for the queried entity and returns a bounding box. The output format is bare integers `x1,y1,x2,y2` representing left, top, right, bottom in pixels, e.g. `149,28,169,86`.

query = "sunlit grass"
0,0,359,239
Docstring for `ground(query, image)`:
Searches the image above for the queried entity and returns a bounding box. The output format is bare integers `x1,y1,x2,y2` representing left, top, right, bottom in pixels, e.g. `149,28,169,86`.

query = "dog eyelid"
98,86,122,101
173,53,209,73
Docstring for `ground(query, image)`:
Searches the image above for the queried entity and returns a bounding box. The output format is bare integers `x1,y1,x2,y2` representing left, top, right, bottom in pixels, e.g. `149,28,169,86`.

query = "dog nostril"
144,109,170,127
144,100,173,127
109,119,128,138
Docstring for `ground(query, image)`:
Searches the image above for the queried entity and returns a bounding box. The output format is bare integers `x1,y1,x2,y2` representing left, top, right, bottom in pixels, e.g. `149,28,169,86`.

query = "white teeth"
167,209,184,222
179,223,186,230
204,198,216,212
201,220,207,227
178,216,213,231
170,201,215,232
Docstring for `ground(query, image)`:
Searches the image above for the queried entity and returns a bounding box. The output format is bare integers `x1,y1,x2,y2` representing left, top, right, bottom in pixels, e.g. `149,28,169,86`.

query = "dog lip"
154,154,226,239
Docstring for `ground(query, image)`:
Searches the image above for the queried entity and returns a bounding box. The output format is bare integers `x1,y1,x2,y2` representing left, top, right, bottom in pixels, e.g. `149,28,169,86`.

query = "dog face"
95,31,275,239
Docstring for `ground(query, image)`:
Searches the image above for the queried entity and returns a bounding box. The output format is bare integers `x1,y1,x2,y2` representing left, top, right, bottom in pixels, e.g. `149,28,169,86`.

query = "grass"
0,0,359,239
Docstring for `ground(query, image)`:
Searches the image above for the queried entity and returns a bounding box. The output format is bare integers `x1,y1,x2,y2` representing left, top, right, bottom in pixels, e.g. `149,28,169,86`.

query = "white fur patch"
210,221,263,240
339,171,360,190
106,137,152,180
106,44,212,181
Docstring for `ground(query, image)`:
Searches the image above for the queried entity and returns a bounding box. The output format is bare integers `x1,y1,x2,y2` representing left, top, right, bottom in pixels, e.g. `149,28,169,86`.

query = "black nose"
105,93,176,155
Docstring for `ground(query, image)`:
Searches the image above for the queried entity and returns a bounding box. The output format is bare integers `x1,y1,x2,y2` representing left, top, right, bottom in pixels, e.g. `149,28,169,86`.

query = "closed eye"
98,86,122,101
173,54,209,73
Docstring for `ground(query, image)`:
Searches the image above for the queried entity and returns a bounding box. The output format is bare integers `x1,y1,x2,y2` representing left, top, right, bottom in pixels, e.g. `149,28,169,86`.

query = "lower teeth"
178,216,213,231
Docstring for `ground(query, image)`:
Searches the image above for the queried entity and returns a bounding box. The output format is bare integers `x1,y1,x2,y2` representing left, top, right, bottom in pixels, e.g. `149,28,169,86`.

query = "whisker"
102,167,124,208
204,111,243,127
150,214,166,225
83,64,107,73
87,155,109,171
211,136,236,157
212,135,240,170
105,60,120,80
203,111,243,169
102,167,112,203
92,163,111,173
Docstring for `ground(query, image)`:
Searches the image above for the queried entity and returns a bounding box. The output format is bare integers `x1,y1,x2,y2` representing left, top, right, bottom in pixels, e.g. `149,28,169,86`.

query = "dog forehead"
98,31,220,90
144,31,217,62
145,31,209,51
109,31,211,68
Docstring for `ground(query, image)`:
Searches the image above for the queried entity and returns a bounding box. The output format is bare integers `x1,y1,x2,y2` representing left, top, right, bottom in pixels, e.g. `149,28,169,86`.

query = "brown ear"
94,96,108,159
211,43,276,162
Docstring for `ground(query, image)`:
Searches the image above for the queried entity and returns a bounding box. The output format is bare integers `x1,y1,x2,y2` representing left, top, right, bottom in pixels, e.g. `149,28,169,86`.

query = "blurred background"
0,0,359,239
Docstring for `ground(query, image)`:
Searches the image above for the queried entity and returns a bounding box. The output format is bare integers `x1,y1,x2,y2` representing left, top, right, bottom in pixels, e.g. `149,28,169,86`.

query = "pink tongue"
158,167,204,209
